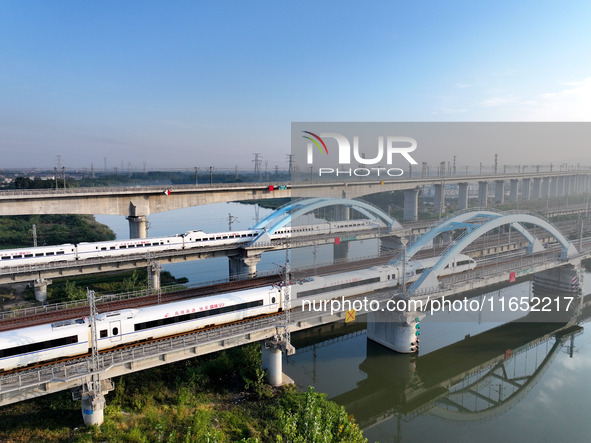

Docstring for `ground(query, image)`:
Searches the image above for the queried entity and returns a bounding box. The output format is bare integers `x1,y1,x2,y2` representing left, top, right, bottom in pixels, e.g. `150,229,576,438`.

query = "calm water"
95,206,591,442
284,277,591,443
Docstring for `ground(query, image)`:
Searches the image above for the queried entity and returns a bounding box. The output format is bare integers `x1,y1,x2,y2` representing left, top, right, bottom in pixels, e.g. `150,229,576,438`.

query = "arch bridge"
248,197,402,246
392,209,579,294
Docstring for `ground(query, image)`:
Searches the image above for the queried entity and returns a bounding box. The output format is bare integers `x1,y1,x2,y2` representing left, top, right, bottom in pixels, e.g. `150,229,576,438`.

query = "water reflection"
285,290,591,442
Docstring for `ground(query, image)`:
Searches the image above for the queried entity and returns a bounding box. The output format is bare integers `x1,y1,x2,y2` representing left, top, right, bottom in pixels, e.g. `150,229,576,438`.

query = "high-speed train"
0,220,380,269
0,254,476,372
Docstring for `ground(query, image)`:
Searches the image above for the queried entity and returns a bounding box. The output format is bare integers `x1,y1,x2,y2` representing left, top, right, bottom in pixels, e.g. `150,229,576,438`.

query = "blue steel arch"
407,210,578,293
250,197,402,239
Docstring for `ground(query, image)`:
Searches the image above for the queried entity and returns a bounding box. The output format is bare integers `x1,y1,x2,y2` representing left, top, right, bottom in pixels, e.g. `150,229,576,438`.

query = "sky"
1,1,591,171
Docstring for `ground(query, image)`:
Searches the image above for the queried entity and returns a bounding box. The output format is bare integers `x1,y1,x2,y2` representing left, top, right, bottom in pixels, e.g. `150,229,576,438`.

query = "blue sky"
1,1,591,170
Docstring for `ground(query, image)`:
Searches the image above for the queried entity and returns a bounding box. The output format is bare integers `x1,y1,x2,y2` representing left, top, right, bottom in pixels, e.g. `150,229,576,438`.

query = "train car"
404,253,476,281
292,265,398,303
180,229,260,248
0,244,76,267
76,235,183,260
0,286,281,372
0,317,88,372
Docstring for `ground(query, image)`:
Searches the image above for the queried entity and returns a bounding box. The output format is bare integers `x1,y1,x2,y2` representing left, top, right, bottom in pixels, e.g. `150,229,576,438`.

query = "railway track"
0,256,390,332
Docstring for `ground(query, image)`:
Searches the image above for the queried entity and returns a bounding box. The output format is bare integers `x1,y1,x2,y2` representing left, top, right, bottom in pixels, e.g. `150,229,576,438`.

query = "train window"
272,297,276,303
100,330,108,338
56,251,65,255
110,246,116,250
24,254,33,258
133,299,265,332
46,252,55,256
2,256,10,260
387,275,391,280
112,327,119,335
35,253,44,257
120,245,127,249
128,244,135,248
0,335,79,358
101,247,107,251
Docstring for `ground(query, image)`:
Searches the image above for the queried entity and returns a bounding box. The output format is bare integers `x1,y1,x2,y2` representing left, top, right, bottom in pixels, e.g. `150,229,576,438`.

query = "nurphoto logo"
302,130,418,178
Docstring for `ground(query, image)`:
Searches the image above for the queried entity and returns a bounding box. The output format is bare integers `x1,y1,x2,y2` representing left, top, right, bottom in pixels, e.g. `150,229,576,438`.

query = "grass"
0,344,366,442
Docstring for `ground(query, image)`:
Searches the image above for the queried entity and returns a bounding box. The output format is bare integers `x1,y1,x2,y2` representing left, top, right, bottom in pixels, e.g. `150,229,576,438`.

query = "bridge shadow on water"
285,292,591,442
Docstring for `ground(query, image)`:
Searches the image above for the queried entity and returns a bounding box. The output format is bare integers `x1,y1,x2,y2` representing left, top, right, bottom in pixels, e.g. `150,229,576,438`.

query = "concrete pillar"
147,262,161,292
522,178,531,200
228,254,261,280
458,182,469,211
367,307,424,353
33,278,52,303
380,236,407,255
262,345,283,386
494,180,505,203
403,188,419,221
334,205,350,221
478,181,488,207
576,175,583,193
533,264,583,294
433,184,444,217
334,240,349,262
532,177,542,199
568,175,575,194
509,179,519,202
563,176,571,195
81,393,106,426
127,215,148,239
558,176,566,196
550,176,558,198
541,177,551,198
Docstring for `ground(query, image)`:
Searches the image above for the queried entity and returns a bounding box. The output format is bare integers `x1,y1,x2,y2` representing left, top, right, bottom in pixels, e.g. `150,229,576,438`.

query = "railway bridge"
0,208,589,426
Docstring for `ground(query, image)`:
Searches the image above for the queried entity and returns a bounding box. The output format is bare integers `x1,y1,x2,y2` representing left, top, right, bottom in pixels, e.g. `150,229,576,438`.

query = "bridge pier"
533,264,583,294
550,176,558,198
532,177,542,199
458,182,469,211
478,181,488,207
147,261,161,292
558,176,566,196
81,392,106,426
403,188,419,221
33,277,52,302
127,215,148,239
433,184,445,216
541,177,551,199
522,178,531,200
380,236,408,255
262,345,283,386
228,253,261,280
509,179,519,202
367,305,424,353
334,241,349,262
262,339,295,386
494,180,505,203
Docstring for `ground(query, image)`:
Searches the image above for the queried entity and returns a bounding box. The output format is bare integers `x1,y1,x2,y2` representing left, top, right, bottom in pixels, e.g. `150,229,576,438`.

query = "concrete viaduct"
0,170,589,238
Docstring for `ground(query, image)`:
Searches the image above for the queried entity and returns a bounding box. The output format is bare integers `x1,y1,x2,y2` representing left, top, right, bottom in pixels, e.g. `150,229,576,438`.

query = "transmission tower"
253,153,262,180
286,154,295,177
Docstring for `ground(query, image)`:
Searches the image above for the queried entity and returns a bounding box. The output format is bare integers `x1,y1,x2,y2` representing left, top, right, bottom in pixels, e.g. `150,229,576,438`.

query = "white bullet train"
0,220,380,269
0,254,475,372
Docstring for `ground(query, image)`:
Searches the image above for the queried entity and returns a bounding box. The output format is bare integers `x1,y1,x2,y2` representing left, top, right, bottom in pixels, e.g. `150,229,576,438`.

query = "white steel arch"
408,212,578,292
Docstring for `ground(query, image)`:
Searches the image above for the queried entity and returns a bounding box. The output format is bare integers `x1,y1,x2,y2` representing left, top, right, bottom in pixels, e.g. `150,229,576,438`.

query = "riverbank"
0,343,366,442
